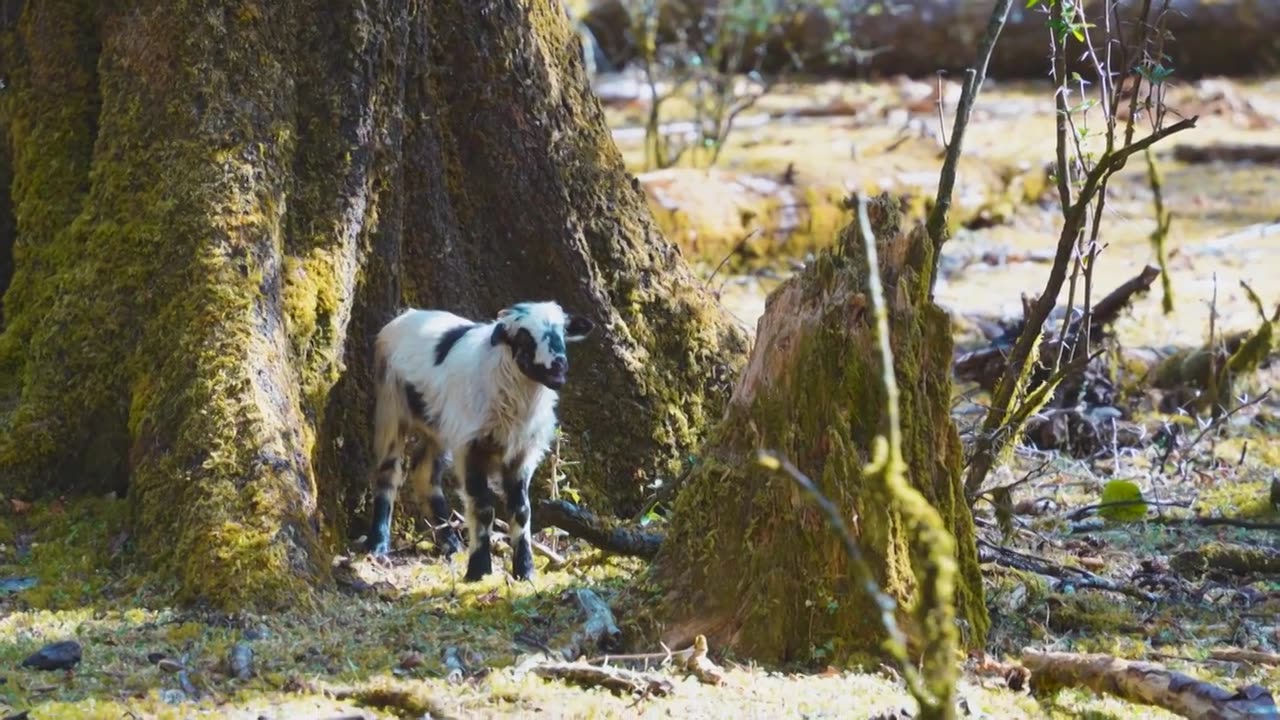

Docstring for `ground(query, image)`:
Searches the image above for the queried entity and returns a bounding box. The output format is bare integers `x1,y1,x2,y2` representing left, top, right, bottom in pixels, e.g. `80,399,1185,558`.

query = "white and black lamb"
365,301,594,581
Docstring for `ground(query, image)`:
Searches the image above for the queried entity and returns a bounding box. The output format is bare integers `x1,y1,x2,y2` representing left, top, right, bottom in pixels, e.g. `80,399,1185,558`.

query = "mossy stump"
0,0,744,610
639,195,988,665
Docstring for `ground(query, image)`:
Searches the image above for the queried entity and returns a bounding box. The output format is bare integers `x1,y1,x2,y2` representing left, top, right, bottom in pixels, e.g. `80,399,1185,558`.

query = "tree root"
535,499,663,559
1022,650,1278,720
530,661,674,697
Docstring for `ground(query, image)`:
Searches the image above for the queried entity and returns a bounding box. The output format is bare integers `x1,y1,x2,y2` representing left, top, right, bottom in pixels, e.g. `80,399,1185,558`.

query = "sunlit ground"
4,75,1280,718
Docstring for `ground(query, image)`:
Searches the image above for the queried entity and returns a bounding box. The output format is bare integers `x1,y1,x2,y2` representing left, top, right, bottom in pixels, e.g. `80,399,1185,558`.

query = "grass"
4,74,1280,719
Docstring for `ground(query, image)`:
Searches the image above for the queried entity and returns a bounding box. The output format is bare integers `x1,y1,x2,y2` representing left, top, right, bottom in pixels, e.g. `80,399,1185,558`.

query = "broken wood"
1173,143,1280,165
556,588,622,662
682,634,725,686
530,661,674,697
535,499,664,559
586,634,725,686
1022,650,1278,720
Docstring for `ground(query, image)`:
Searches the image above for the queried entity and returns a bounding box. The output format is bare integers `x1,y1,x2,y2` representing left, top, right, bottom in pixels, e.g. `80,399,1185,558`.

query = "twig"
927,0,1016,271
535,499,663,559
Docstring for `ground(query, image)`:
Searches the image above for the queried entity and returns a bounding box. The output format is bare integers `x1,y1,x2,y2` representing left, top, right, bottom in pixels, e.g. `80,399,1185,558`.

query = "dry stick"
926,0,1015,287
1022,650,1278,720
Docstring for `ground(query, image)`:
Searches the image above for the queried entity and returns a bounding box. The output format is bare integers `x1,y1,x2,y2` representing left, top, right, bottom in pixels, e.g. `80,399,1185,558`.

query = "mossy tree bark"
639,196,987,665
0,0,744,610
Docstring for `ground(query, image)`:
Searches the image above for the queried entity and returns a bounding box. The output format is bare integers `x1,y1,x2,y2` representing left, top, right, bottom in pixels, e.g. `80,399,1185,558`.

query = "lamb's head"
491,301,594,390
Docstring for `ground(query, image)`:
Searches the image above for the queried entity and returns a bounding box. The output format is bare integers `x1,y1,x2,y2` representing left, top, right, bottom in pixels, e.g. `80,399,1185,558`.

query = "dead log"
1209,648,1280,667
531,661,674,697
1022,650,1278,720
581,0,1280,79
556,588,623,662
1173,144,1280,165
535,499,664,559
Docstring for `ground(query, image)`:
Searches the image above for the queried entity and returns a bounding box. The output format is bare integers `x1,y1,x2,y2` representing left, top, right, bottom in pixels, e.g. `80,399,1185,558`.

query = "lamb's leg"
367,374,407,557
461,442,499,581
367,449,404,556
407,442,461,556
503,460,535,581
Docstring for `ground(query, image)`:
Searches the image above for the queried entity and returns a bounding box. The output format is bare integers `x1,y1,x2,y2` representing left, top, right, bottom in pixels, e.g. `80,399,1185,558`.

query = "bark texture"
635,196,987,664
583,0,1280,79
0,0,744,609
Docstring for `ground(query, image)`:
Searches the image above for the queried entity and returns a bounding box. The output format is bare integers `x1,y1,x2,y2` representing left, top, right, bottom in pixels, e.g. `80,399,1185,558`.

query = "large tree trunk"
637,196,987,665
583,0,1280,79
0,0,745,610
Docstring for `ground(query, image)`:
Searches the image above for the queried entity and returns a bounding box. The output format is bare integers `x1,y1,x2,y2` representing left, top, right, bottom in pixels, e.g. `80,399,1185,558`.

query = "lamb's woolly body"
376,309,558,469
365,300,593,582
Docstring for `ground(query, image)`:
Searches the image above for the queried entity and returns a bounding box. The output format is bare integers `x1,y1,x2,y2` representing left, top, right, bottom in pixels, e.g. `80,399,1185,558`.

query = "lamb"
364,300,595,581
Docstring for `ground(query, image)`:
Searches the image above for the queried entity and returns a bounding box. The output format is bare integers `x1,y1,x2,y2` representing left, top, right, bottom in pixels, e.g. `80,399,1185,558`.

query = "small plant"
627,0,850,170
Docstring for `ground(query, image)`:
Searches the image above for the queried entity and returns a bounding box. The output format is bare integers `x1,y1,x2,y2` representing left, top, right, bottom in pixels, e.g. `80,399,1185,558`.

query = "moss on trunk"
0,0,742,609
636,196,987,665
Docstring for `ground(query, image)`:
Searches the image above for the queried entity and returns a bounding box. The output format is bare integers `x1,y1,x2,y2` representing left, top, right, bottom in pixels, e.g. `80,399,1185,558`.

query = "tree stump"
638,195,987,665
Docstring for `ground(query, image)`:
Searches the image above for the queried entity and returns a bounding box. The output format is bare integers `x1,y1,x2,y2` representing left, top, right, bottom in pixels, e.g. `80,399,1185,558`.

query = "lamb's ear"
565,315,595,342
490,323,509,346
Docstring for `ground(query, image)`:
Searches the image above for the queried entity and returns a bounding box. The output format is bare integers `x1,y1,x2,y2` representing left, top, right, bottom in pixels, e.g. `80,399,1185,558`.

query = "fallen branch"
1022,650,1278,719
535,499,663,559
556,588,622,662
1209,648,1280,667
977,540,1155,602
530,662,674,697
954,265,1160,392
586,634,726,686
1172,143,1280,165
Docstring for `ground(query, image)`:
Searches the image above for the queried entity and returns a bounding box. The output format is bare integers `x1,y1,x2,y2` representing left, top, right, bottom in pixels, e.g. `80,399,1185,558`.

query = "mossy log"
635,195,987,665
1023,650,1278,720
581,0,1280,79
0,0,744,609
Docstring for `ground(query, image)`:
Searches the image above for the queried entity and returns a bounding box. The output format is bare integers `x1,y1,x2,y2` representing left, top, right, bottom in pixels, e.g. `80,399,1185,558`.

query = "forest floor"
3,76,1280,719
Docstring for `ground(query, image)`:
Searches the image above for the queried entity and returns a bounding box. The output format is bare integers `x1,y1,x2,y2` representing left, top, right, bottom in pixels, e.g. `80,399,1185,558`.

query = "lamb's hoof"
464,552,492,582
365,534,391,558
